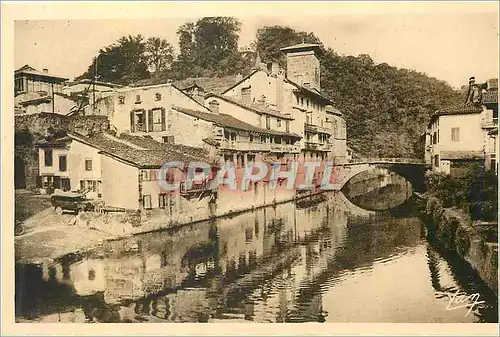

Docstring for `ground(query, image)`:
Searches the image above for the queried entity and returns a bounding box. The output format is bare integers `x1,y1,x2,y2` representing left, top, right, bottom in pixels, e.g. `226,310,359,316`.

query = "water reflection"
343,168,413,211
15,190,498,323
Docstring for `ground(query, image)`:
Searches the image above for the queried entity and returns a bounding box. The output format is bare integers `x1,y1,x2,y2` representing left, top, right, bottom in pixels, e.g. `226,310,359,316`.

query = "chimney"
280,43,323,91
43,68,49,74
208,99,220,114
276,67,285,112
236,73,243,82
465,76,477,104
267,62,280,76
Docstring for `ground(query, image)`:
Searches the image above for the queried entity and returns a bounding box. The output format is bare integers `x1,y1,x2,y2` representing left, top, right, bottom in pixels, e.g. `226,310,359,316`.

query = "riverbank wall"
77,184,319,239
424,196,498,295
15,187,325,264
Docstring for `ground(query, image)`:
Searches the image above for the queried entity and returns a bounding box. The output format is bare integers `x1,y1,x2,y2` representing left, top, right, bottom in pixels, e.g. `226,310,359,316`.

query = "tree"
78,35,150,85
145,37,174,74
177,22,196,63
171,17,249,78
193,17,241,68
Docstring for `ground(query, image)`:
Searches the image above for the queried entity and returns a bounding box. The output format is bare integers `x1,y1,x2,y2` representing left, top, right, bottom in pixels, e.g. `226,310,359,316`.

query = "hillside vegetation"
77,19,464,158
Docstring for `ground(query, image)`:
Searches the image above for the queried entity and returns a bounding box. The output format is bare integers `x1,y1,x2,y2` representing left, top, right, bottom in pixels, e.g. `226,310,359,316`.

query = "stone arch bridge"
330,158,429,192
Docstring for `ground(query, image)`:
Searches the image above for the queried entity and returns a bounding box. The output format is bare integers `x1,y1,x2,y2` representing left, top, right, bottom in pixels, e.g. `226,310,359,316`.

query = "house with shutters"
92,83,217,148
424,76,498,175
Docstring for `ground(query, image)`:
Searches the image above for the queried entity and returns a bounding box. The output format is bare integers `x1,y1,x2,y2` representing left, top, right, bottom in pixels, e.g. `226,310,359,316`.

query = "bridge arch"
331,158,428,192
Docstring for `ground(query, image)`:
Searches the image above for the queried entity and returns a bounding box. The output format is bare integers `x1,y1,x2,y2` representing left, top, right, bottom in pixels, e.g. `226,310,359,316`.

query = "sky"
13,3,499,89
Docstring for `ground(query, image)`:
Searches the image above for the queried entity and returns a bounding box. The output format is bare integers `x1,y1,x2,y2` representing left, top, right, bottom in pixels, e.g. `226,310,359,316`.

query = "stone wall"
425,196,498,295
14,112,109,136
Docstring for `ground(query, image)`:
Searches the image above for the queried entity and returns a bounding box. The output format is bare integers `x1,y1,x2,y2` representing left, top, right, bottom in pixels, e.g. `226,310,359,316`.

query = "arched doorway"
15,155,26,189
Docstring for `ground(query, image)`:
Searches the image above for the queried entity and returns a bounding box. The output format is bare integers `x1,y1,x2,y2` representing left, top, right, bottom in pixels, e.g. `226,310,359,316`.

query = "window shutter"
130,110,135,132
161,108,166,131
148,109,153,132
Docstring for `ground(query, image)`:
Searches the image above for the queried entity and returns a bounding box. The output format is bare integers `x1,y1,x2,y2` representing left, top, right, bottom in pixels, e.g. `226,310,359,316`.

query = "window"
300,97,304,106
15,78,24,93
451,127,460,142
59,155,68,172
249,135,254,142
118,96,125,104
131,110,146,132
285,120,290,133
155,93,162,101
260,135,267,143
142,170,150,181
153,108,162,124
85,159,92,171
432,132,437,145
306,99,309,108
135,94,141,103
306,113,312,124
277,119,282,127
434,155,439,168
159,194,169,208
44,149,53,167
163,136,174,144
266,116,271,130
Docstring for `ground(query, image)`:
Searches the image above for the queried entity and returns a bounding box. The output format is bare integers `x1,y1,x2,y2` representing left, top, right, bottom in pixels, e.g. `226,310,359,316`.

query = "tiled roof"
172,106,301,138
285,78,334,105
280,43,323,54
15,65,68,81
117,133,212,162
69,132,211,168
482,90,498,104
132,75,242,94
205,93,294,120
435,103,483,115
428,103,483,126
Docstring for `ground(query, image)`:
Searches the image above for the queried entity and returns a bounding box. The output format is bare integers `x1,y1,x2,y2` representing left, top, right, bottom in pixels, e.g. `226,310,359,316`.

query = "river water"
15,174,498,323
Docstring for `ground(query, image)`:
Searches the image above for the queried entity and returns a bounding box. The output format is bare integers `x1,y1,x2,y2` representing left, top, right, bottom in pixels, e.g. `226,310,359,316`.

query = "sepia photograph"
1,1,499,335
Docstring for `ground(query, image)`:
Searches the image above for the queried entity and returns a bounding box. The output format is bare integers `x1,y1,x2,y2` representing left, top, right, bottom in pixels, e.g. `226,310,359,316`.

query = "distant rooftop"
280,43,323,55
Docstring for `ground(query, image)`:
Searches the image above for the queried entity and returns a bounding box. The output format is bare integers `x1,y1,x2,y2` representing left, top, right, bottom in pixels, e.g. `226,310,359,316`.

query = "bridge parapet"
339,158,427,166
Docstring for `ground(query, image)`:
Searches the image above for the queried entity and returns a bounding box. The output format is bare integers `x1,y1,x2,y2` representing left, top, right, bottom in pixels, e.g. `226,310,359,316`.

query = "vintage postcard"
1,1,499,336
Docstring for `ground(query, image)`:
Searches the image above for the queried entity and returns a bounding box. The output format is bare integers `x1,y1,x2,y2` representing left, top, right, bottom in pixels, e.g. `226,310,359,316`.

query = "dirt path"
15,207,114,264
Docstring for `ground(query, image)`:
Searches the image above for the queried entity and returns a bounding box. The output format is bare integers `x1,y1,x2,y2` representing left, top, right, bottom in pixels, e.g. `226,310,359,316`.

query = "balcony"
219,140,300,153
305,123,332,135
305,142,332,152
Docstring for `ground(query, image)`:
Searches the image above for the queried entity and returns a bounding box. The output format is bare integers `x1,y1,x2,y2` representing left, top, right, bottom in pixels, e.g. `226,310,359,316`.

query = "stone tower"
280,43,322,92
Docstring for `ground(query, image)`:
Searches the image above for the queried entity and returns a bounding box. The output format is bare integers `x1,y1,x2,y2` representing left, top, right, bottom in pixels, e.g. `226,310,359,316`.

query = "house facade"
425,77,498,175
36,135,103,199
93,83,216,148
14,65,77,115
